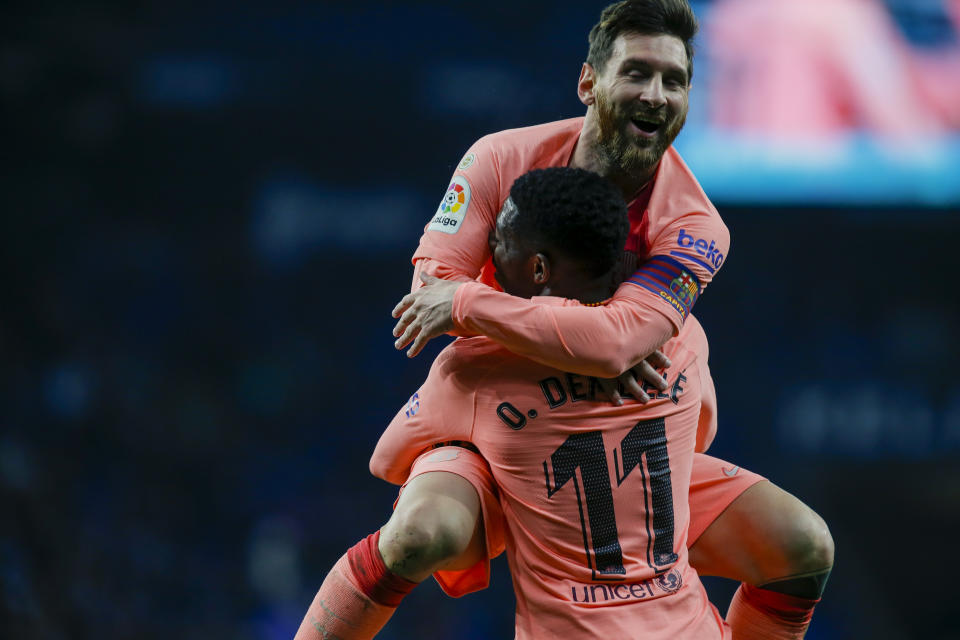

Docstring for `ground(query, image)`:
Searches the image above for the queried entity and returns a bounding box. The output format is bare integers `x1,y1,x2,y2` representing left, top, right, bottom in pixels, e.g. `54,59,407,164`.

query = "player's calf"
293,531,417,640
294,472,484,640
690,480,833,639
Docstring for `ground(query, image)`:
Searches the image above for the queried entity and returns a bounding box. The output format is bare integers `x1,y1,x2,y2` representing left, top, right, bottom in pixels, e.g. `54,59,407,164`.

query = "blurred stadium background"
2,0,958,638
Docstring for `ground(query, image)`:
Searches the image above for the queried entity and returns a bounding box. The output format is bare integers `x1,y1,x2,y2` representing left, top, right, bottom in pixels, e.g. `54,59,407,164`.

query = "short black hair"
587,0,699,81
508,167,627,278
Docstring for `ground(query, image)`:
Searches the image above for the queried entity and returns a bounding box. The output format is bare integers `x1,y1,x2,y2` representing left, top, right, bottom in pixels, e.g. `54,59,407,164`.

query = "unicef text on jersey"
676,229,724,270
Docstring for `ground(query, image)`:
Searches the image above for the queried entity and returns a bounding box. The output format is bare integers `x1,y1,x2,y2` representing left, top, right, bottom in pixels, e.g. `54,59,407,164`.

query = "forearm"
451,282,676,378
411,258,476,293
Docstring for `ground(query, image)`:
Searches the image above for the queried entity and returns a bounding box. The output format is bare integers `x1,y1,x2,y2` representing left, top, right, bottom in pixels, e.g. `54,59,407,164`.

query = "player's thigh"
688,466,832,584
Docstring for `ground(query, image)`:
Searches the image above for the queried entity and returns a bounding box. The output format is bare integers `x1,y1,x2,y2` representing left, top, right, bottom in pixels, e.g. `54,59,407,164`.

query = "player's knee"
380,498,474,576
780,508,834,575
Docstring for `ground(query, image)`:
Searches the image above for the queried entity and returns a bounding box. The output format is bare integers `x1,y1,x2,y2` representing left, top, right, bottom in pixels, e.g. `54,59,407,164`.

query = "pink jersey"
371,301,728,639
413,117,729,378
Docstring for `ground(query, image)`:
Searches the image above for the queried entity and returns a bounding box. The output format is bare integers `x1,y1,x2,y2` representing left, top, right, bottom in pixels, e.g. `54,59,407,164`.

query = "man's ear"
531,253,550,285
577,62,597,106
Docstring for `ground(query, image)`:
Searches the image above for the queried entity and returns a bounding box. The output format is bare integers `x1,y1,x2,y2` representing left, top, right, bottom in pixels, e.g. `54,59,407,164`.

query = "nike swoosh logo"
722,466,740,477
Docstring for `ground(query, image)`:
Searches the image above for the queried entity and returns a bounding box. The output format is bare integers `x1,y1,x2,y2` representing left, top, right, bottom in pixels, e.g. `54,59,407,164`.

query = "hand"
392,273,462,357
596,350,672,406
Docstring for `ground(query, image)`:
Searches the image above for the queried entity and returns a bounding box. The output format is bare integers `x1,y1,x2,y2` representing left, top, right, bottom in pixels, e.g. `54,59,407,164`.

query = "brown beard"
594,89,687,174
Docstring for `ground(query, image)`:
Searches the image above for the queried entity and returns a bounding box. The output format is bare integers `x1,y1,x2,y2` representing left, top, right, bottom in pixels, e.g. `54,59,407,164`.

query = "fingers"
392,293,415,320
392,301,418,338
596,378,623,406
645,349,672,371
419,272,439,285
394,316,421,351
634,359,668,391
406,327,434,358
619,372,650,404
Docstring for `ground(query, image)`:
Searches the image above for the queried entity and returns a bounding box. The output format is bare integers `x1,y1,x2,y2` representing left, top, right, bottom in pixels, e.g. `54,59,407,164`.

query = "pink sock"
726,583,820,640
294,532,418,640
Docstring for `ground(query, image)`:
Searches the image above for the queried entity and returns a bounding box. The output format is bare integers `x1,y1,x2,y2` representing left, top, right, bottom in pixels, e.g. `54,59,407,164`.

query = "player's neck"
571,119,658,202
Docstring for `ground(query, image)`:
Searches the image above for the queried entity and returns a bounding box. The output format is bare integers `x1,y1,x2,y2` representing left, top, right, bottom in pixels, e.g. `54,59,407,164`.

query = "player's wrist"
450,280,483,330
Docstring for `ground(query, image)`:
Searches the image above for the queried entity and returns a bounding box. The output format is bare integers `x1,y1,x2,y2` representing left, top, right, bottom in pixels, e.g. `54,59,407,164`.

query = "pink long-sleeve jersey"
371,314,729,639
413,117,729,379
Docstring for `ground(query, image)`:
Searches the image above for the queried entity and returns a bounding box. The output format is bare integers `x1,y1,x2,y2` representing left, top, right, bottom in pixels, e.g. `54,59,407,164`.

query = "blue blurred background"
2,0,958,638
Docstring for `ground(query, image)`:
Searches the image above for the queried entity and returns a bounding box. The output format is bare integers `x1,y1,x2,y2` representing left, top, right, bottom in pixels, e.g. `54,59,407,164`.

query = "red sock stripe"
744,584,819,624
345,531,417,607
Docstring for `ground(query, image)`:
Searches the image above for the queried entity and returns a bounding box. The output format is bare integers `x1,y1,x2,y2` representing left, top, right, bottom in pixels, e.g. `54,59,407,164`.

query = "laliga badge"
428,176,471,234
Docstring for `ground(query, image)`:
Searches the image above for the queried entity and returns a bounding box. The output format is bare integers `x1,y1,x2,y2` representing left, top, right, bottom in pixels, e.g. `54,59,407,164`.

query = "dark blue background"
2,1,958,638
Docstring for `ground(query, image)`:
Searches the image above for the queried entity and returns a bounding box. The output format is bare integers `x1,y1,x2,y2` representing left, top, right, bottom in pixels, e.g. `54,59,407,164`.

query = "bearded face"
587,33,691,176
594,85,687,175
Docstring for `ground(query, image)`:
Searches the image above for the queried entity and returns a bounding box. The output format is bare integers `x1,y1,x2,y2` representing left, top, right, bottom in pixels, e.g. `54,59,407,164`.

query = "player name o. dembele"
496,370,688,431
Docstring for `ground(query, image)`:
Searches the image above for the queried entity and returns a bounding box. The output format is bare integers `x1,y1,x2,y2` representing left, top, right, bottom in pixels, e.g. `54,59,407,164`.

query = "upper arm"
447,209,729,377
450,284,676,378
623,210,730,333
410,139,504,289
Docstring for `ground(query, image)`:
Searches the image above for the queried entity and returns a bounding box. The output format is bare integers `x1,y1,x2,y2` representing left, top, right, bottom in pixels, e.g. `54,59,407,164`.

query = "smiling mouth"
631,117,663,134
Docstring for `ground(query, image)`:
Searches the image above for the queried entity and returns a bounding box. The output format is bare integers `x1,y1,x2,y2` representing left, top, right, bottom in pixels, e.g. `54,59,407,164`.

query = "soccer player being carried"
301,1,832,638
299,166,732,638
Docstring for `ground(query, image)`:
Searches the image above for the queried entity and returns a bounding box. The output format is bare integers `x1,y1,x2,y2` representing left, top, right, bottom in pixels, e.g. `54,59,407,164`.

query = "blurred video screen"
677,0,960,206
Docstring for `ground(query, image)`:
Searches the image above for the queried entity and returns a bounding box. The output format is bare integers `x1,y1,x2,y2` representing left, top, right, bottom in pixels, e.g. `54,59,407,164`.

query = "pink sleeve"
410,257,477,293
409,137,504,289
450,282,675,379
369,347,476,484
449,208,729,377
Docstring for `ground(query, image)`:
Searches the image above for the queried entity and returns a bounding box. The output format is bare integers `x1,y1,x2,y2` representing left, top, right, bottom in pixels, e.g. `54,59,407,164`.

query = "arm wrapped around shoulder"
450,281,676,378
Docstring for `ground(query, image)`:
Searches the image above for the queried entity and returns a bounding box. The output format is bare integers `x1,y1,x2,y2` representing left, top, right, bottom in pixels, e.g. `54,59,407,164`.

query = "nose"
640,75,666,109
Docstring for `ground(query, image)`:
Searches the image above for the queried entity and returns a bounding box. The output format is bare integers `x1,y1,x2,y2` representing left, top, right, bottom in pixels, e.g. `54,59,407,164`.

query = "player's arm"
450,277,675,378
407,140,503,293
395,212,728,379
369,348,477,485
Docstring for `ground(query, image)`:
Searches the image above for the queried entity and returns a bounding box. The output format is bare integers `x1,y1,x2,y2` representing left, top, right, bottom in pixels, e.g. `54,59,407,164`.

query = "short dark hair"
508,167,628,279
586,0,699,81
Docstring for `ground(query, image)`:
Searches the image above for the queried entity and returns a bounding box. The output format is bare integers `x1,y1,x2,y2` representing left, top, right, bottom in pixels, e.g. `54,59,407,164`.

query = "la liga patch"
428,176,471,234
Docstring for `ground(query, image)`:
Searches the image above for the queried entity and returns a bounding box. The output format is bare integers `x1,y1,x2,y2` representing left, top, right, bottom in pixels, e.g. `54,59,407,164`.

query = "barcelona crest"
669,272,699,307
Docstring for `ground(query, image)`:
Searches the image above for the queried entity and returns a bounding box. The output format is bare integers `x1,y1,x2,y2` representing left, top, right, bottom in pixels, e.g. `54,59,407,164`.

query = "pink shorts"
397,447,764,597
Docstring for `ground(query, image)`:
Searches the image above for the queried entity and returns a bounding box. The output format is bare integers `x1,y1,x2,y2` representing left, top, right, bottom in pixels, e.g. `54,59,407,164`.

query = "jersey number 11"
543,418,678,580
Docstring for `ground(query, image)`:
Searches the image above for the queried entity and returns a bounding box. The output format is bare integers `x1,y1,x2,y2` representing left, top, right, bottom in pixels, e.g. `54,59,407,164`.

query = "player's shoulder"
654,147,720,218
645,147,728,253
473,117,584,164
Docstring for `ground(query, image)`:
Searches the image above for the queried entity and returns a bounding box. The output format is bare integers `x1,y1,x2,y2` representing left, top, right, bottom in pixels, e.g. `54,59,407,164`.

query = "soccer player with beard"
297,2,833,639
